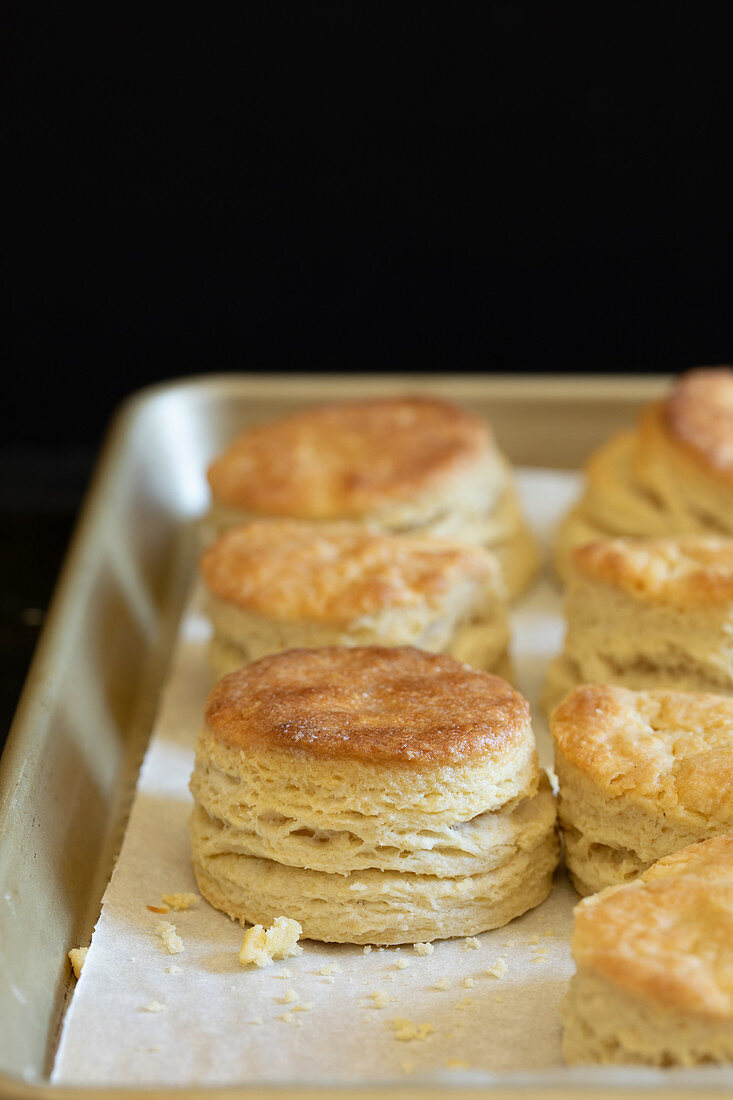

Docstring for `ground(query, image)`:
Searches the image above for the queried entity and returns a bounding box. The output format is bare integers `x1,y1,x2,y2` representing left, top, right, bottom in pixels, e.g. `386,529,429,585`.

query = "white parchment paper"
52,469,583,1087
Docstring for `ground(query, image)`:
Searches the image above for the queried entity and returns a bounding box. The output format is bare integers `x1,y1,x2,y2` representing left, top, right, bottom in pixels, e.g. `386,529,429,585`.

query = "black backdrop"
3,3,733,737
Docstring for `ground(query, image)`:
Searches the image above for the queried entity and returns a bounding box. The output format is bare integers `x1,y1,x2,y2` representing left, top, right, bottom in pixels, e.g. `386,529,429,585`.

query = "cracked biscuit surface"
542,535,733,714
552,683,733,895
563,835,733,1065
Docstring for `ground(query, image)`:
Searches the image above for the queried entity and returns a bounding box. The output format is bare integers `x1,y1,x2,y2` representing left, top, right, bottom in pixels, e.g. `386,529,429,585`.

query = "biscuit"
562,836,733,1065
207,396,539,599
199,520,511,678
554,367,733,579
551,683,733,895
543,536,733,714
189,646,558,943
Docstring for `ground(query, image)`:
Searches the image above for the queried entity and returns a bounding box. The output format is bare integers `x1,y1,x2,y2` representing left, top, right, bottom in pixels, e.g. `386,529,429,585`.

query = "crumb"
528,934,540,945
273,968,291,979
395,958,410,970
156,921,184,955
280,989,298,1004
318,964,342,976
486,958,508,979
322,976,335,984
531,956,547,964
371,991,389,1009
141,1001,165,1013
432,977,450,991
463,937,480,951
293,1002,314,1012
412,942,434,956
348,883,368,893
494,995,504,1004
462,977,475,988
458,997,474,1008
68,947,87,979
363,945,372,954
401,1061,414,1075
279,1012,295,1024
391,1017,435,1042
162,892,199,911
146,905,169,914
239,918,303,968
543,928,555,937
165,965,182,975
446,1059,470,1069
248,1017,263,1026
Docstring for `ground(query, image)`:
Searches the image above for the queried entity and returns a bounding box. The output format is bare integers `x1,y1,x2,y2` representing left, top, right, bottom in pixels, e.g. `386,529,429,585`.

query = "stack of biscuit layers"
555,367,733,579
563,836,733,1066
199,520,511,678
542,535,733,715
552,683,733,896
206,395,539,600
189,646,558,944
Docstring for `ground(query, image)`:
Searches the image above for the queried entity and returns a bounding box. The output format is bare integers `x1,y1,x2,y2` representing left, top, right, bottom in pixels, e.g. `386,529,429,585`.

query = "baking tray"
4,372,732,1100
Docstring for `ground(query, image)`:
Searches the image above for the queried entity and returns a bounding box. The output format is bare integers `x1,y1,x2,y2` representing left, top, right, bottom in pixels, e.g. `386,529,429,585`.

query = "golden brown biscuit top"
662,366,733,484
207,396,491,518
552,684,733,820
200,520,499,624
572,535,733,607
573,836,733,1019
205,646,530,764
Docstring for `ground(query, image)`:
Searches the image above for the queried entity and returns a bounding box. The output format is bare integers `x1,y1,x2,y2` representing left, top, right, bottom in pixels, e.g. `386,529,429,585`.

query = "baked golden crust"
572,836,733,1020
200,520,499,625
206,396,491,518
552,684,733,821
571,536,733,608
664,367,733,484
205,646,530,764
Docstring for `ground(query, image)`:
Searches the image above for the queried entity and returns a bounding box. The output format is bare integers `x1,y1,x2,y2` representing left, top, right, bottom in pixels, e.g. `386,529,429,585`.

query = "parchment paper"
52,469,582,1087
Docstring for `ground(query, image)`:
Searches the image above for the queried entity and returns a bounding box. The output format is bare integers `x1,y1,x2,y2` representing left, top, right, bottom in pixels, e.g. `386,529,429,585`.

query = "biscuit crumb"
293,1002,314,1012
318,964,342,976
279,1012,298,1025
146,905,169,914
391,1017,435,1042
543,928,555,937
458,997,474,1008
363,945,372,954
412,942,434,956
486,958,508,979
273,968,291,979
141,1001,165,1013
531,955,547,964
528,934,540,945
156,921,184,955
395,958,410,970
463,937,480,951
462,977,475,988
401,1061,414,1075
279,989,298,1004
494,994,504,1004
165,965,182,975
248,1017,263,1026
446,1059,470,1069
239,918,303,968
68,947,87,979
162,892,199,911
432,977,450,991
371,991,389,1008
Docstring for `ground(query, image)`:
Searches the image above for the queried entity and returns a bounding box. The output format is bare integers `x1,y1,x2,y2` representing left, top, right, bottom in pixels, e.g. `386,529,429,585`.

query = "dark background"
4,3,733,740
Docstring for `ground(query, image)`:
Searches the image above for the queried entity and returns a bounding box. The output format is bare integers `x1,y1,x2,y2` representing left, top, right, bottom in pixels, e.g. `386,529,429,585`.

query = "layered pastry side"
189,646,558,944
